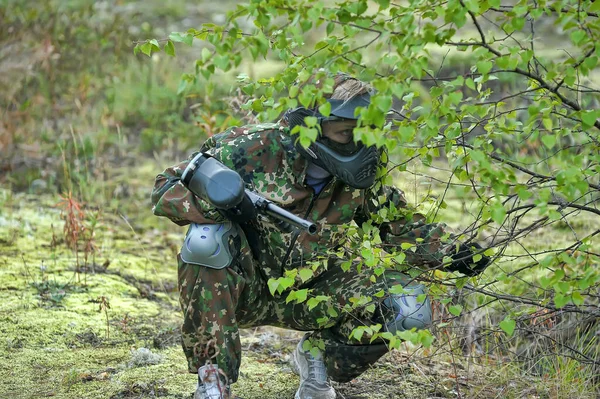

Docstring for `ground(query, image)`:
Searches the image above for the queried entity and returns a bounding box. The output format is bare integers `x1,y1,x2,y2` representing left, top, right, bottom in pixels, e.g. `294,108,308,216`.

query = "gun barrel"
263,205,318,235
245,189,317,235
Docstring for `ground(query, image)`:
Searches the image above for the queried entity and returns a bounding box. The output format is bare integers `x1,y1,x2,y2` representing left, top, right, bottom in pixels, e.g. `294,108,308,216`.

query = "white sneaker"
292,337,336,399
194,364,230,399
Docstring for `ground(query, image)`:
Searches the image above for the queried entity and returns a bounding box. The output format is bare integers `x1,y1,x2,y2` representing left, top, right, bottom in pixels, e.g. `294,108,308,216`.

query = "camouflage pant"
177,234,412,383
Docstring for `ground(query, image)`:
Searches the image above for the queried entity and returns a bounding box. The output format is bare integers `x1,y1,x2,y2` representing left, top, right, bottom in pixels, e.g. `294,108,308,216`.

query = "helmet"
284,92,380,189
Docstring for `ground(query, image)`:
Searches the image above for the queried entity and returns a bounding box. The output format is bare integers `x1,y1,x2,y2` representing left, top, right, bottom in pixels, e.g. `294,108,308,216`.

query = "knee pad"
180,222,238,269
381,284,432,333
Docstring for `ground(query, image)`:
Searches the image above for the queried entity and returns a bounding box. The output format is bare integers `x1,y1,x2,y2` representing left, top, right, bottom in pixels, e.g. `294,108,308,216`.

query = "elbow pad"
181,153,245,209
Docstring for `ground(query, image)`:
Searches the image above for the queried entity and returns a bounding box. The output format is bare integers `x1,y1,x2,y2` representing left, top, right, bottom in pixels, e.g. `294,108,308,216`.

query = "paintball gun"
180,152,317,235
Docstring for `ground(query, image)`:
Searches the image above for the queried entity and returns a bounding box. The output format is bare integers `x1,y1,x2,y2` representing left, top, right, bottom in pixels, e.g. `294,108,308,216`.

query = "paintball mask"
285,92,380,189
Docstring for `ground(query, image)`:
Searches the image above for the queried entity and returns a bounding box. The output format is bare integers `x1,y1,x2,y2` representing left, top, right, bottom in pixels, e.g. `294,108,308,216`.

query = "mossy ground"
0,191,596,399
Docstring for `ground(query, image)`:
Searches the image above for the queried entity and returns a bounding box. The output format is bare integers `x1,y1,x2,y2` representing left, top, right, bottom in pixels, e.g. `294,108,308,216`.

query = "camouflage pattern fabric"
152,123,453,382
177,230,412,382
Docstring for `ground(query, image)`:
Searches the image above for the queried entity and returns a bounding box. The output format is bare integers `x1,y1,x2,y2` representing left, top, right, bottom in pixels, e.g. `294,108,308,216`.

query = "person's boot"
194,364,230,399
291,336,336,399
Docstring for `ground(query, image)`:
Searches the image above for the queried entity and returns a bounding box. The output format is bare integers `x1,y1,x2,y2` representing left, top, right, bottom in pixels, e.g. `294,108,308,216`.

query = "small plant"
56,191,86,281
62,368,81,391
117,313,133,334
82,209,101,284
31,279,68,306
56,192,101,284
24,257,70,306
91,295,111,339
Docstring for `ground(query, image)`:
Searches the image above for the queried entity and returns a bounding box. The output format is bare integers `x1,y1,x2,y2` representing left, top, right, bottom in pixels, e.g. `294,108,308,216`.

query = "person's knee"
180,222,238,269
380,284,432,333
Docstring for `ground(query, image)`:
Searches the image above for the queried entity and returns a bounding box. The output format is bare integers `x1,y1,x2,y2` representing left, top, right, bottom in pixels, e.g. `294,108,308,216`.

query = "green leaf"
583,56,598,70
286,290,297,304
465,78,476,90
201,47,211,63
389,285,407,295
326,22,335,35
318,101,331,117
299,90,313,108
307,297,320,310
554,293,569,308
295,289,308,303
476,60,493,75
394,252,406,264
572,291,585,306
374,0,390,8
169,32,193,46
463,0,480,13
213,55,230,70
511,16,525,31
267,279,279,296
299,136,312,149
491,202,506,224
449,304,463,316
496,55,510,69
353,328,365,342
555,281,570,294
499,317,516,336
570,30,586,45
177,79,189,95
169,32,183,42
279,277,295,291
304,116,318,127
164,40,175,57
451,8,467,27
541,134,556,149
581,110,598,128
455,276,468,289
182,34,194,46
591,0,600,12
140,42,153,57
419,330,435,347
517,186,533,200
299,268,313,282
373,95,392,112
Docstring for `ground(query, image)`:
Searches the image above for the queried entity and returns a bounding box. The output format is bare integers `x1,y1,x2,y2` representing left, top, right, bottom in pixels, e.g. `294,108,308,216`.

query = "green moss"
2,192,597,399
0,194,190,399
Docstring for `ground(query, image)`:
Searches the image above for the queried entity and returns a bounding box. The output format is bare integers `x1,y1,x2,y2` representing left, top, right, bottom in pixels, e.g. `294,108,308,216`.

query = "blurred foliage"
0,0,243,197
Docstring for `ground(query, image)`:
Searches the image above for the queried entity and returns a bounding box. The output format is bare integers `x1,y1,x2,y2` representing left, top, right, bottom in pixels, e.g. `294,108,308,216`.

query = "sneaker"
291,337,336,399
194,364,230,399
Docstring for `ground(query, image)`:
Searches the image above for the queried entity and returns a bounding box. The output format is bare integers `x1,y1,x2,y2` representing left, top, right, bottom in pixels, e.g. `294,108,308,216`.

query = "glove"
218,193,257,224
446,242,491,276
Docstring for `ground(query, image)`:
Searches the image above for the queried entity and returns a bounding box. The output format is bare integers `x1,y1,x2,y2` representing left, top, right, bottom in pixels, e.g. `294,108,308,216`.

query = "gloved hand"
218,193,257,224
445,242,491,276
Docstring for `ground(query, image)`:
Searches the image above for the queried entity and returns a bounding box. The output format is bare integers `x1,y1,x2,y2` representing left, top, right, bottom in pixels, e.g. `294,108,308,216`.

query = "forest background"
1,0,599,398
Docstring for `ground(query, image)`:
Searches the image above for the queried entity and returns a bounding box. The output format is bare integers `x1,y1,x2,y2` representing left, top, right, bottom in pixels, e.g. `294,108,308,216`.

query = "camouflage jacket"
151,123,452,285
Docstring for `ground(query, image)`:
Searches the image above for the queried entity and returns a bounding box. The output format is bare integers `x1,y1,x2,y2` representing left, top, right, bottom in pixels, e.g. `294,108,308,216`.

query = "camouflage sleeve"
151,137,226,226
358,184,454,268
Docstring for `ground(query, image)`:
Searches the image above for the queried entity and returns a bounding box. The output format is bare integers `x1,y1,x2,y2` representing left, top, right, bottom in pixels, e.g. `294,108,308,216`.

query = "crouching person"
151,74,490,399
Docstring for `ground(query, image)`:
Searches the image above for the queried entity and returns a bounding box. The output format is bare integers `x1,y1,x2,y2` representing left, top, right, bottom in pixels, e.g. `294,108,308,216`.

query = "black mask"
284,107,380,189
318,136,360,156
